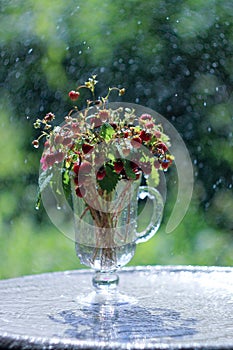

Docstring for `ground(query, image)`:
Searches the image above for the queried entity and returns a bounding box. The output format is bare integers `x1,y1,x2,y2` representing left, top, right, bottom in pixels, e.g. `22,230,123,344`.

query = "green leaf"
98,164,119,193
38,169,53,192
99,123,115,141
124,160,136,180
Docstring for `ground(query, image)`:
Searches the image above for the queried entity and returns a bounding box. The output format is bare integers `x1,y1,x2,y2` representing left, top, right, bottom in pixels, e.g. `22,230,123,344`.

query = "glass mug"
71,174,164,289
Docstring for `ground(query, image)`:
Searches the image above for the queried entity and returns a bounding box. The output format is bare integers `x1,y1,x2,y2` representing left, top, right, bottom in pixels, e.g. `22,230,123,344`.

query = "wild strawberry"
44,140,50,148
44,112,55,121
62,136,72,146
122,148,130,156
75,186,85,198
45,153,56,167
68,90,80,101
114,160,124,174
141,161,152,175
157,142,168,153
90,117,102,128
140,130,152,142
154,130,161,138
161,160,170,170
145,122,154,129
130,161,139,173
131,137,142,149
139,113,152,121
97,167,106,180
73,176,79,186
99,110,109,122
123,131,129,138
73,162,80,175
71,122,81,133
54,151,65,163
82,143,94,154
110,122,117,130
32,139,39,148
154,159,160,169
54,134,64,144
79,161,92,174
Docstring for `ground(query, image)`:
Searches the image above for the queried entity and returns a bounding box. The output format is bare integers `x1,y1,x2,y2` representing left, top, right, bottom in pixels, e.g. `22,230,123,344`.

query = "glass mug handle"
136,186,164,244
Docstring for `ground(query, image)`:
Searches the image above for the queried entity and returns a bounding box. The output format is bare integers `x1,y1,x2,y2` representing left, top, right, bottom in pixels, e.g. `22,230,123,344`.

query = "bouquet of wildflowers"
33,75,173,204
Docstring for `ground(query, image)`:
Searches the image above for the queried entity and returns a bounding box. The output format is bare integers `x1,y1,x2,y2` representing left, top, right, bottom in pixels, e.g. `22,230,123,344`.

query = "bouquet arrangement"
33,75,173,203
33,76,173,272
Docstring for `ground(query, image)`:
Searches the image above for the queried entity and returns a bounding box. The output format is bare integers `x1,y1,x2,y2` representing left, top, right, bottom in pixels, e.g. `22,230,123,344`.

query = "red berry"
62,136,72,146
71,122,81,133
75,186,85,198
154,159,160,169
154,130,161,138
141,161,152,175
97,167,106,180
99,110,109,122
161,160,170,170
44,140,50,148
45,153,56,167
114,160,124,174
122,148,130,156
73,162,80,175
69,90,80,101
145,122,154,129
157,142,168,153
79,161,92,174
139,113,152,121
140,130,152,142
54,134,64,144
54,151,65,163
130,161,139,173
82,143,94,154
131,137,142,149
90,117,102,128
73,176,79,186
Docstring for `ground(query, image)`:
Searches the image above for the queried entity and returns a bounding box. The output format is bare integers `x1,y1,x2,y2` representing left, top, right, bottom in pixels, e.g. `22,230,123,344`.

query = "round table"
0,265,233,349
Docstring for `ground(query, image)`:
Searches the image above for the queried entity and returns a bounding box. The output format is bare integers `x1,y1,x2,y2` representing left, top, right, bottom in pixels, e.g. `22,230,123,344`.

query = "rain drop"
203,101,207,107
57,204,61,210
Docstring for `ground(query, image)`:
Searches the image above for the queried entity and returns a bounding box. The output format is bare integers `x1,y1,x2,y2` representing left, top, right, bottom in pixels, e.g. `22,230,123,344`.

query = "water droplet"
26,116,30,120
166,16,170,20
35,205,39,211
174,93,178,97
207,127,211,132
28,48,33,54
57,204,61,210
203,101,207,107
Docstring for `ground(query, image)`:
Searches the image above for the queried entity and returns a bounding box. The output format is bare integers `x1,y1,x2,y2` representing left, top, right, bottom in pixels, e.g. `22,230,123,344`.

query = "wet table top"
0,265,233,349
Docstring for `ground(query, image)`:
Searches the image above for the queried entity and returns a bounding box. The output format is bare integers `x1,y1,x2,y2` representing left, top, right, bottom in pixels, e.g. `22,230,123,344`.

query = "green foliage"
98,164,120,193
99,123,115,141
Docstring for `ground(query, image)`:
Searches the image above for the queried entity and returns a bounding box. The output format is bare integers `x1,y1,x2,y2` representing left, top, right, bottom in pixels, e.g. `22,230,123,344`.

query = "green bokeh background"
0,0,232,279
